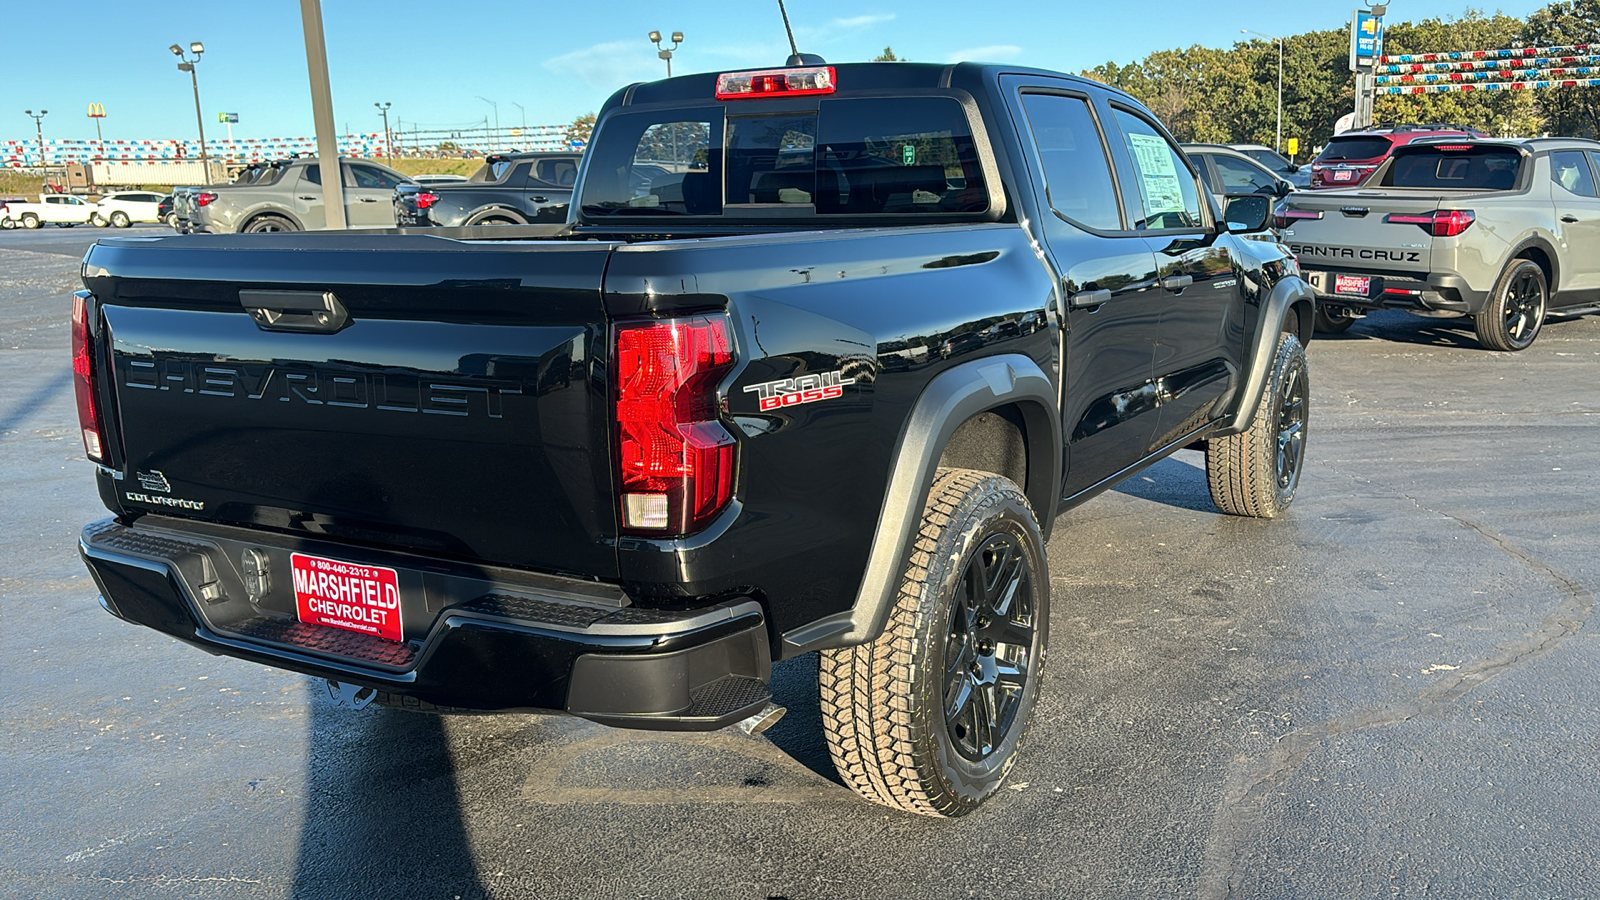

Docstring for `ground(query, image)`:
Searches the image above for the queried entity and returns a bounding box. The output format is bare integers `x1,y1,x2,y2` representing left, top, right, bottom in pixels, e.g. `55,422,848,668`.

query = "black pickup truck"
392,151,581,227
74,61,1315,817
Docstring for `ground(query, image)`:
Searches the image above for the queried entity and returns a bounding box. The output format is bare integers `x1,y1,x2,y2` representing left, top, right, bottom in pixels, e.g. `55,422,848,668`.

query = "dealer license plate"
1331,169,1355,182
1334,274,1372,296
292,553,403,642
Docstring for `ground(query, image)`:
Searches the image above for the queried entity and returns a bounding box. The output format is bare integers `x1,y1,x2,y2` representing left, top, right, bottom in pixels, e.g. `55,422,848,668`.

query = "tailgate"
84,233,621,578
1280,192,1442,275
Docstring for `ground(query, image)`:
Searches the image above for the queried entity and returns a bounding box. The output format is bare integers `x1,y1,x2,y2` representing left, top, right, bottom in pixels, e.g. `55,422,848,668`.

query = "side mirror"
1225,195,1271,233
1275,180,1293,198
1287,163,1301,174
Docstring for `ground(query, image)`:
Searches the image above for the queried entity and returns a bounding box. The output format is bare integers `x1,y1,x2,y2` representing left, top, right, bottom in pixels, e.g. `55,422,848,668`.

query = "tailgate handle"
240,290,350,333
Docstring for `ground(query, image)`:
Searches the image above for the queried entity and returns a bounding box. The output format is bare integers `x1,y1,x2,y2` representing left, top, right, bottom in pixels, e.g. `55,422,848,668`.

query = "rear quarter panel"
603,224,1056,639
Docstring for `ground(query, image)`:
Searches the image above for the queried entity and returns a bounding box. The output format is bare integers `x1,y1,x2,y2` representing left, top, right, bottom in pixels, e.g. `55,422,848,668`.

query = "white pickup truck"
2,194,98,228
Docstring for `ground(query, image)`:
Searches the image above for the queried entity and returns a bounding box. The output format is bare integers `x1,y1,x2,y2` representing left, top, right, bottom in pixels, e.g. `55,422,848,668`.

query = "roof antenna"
777,0,827,66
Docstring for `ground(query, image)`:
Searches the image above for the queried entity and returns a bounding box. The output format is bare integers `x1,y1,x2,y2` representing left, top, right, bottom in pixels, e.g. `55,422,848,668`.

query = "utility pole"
476,96,499,152
374,101,393,164
169,42,209,172
24,109,48,173
299,0,346,228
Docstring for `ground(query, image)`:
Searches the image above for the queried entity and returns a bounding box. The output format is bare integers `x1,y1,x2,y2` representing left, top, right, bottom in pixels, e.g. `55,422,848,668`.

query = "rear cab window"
1548,150,1596,197
579,96,990,220
1316,136,1394,162
1380,146,1524,190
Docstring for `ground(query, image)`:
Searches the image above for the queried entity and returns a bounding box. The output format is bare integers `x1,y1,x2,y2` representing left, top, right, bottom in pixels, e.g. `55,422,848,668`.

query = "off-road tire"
1207,332,1308,518
1474,258,1546,352
1313,305,1355,334
243,214,298,233
20,213,40,229
819,468,1049,817
110,211,131,228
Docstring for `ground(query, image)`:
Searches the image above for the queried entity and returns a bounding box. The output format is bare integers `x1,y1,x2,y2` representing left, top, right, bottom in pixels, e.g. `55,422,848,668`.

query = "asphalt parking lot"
2,225,1597,899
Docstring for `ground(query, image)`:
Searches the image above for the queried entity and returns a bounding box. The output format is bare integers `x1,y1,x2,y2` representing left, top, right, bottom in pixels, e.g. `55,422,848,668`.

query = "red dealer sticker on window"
292,553,403,643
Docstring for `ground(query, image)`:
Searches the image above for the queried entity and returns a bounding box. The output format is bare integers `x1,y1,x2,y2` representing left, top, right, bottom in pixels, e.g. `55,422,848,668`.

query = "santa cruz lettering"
743,370,856,412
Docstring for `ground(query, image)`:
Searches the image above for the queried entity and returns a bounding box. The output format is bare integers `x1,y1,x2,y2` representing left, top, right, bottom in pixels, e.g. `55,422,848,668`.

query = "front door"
1107,107,1242,449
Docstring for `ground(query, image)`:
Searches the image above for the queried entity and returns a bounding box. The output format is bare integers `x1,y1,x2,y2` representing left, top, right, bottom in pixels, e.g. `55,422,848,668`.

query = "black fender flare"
1215,274,1315,436
1503,235,1561,292
780,353,1060,655
239,208,305,233
465,206,529,226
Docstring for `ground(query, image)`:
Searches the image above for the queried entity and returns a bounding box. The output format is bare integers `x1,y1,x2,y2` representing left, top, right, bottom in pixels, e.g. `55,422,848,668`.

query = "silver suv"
190,158,413,234
1276,137,1600,350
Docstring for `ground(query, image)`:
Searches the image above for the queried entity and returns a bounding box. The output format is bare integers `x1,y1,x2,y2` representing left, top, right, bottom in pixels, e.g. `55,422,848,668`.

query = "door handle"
531,196,548,203
240,290,350,333
1067,288,1112,311
359,198,379,203
298,196,317,201
1161,274,1194,292
1562,214,1580,223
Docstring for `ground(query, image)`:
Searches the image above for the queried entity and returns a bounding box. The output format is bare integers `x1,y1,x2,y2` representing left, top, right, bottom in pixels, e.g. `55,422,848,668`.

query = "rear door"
345,163,405,227
292,166,328,229
1010,85,1162,497
88,236,623,577
1550,150,1600,297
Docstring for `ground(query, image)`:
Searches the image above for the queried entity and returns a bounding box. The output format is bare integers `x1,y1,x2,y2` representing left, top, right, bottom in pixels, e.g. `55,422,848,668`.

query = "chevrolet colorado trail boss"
74,62,1315,816
1281,138,1600,350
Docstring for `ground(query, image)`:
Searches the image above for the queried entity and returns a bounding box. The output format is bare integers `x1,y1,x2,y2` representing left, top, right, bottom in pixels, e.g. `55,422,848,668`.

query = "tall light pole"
475,96,499,153
1242,29,1284,154
24,109,47,172
374,102,392,163
511,101,526,133
649,30,684,77
170,42,209,170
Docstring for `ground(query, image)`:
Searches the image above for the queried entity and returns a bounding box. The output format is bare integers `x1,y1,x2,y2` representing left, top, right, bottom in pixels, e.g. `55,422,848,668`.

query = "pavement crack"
1198,469,1595,900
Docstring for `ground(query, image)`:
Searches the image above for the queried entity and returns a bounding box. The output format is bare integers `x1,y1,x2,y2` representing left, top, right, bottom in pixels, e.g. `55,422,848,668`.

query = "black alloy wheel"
1475,259,1547,352
943,533,1037,762
1275,354,1308,499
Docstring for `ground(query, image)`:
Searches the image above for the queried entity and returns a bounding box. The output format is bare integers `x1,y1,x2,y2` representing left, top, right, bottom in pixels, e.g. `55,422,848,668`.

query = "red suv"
1308,123,1489,189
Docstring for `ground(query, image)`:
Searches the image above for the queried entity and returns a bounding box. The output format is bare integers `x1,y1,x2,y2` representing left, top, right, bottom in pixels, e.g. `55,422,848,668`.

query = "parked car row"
1,191,172,229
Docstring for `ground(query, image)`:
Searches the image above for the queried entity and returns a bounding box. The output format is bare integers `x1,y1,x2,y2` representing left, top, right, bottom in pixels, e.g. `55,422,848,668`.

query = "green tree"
874,46,904,62
566,112,597,146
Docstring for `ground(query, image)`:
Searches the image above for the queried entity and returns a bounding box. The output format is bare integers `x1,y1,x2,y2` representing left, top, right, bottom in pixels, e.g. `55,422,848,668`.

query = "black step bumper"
79,517,772,730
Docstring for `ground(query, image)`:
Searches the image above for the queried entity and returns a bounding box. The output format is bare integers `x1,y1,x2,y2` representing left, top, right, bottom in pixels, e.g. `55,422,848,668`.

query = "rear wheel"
110,211,131,228
243,215,297,233
1207,332,1309,518
820,468,1049,817
1474,259,1546,351
1313,305,1356,334
21,213,39,229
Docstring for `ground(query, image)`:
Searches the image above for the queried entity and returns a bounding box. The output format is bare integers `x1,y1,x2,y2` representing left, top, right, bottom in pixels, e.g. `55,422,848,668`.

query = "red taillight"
1387,209,1475,236
414,191,440,211
615,315,736,535
71,292,105,463
1273,205,1324,229
716,66,836,99
195,192,217,207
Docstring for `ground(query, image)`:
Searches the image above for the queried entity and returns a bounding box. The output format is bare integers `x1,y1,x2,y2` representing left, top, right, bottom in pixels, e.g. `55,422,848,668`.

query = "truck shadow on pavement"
1319,310,1489,350
292,688,491,900
0,370,69,435
1111,452,1218,513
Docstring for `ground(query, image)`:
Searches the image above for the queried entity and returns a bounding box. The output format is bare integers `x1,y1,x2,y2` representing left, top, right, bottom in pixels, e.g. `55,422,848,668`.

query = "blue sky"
5,0,1545,142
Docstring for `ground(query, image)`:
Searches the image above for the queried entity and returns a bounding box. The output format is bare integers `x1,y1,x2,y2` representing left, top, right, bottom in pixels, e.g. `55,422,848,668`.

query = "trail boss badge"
743,370,855,412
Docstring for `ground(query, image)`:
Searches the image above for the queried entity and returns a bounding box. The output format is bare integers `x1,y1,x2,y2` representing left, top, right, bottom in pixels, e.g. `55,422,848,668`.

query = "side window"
1111,109,1204,230
536,158,578,186
351,165,401,189
300,165,322,187
1213,154,1277,194
1018,93,1121,230
1551,150,1597,198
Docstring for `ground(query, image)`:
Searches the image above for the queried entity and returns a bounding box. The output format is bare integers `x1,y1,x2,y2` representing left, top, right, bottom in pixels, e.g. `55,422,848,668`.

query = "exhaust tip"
736,702,786,735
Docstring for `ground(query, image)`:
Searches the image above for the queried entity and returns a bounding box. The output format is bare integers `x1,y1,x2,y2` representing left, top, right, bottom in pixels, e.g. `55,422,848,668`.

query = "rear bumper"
1302,268,1488,315
80,517,772,730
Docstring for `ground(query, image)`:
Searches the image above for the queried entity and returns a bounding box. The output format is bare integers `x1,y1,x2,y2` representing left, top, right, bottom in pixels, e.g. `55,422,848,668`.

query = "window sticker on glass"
1126,132,1187,216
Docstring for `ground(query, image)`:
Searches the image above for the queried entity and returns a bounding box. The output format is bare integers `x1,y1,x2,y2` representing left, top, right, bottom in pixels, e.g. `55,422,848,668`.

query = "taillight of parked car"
71,292,106,463
195,192,218,207
1386,209,1475,237
414,191,440,211
1273,204,1323,230
614,315,737,535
